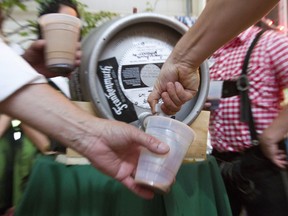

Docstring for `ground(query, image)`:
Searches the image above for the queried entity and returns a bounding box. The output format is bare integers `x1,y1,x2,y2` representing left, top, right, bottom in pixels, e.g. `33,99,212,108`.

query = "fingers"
263,147,288,169
175,81,197,101
148,65,199,115
160,82,195,115
203,102,212,110
161,91,181,115
272,157,288,169
166,82,182,105
22,40,45,64
130,127,169,154
148,89,161,114
75,50,82,66
275,150,288,168
30,39,46,50
142,133,170,154
74,42,82,67
121,176,155,199
76,41,81,49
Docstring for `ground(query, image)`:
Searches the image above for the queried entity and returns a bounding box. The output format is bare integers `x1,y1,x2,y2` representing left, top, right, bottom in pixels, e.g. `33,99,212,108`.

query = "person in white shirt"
0,27,169,201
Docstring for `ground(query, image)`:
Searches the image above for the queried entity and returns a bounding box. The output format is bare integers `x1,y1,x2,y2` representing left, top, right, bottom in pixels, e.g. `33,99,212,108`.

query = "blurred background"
2,0,287,49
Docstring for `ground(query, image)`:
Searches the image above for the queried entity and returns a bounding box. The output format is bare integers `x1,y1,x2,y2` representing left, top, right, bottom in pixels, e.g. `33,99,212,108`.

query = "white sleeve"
0,40,47,102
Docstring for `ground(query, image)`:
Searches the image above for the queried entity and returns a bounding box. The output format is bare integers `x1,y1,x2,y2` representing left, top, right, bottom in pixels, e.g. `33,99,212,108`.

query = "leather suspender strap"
238,29,266,145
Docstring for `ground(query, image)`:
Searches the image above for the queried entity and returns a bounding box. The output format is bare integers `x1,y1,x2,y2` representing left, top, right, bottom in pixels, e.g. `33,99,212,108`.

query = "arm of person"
0,38,169,199
0,114,12,137
20,123,51,154
148,0,279,114
22,39,81,78
0,83,169,199
259,105,288,169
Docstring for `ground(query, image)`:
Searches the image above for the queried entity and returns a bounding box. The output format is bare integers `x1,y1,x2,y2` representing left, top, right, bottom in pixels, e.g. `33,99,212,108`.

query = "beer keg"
74,13,209,127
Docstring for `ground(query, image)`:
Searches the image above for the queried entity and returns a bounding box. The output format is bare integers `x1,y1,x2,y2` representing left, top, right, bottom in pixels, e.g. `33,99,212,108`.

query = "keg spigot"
138,103,174,130
138,112,153,130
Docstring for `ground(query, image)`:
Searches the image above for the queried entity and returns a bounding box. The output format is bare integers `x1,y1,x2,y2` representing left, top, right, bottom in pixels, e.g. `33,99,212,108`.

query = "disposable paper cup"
38,13,81,75
135,116,195,193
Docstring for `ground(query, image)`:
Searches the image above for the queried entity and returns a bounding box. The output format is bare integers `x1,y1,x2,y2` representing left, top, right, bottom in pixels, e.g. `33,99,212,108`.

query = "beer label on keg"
118,39,171,109
97,57,138,123
119,63,163,108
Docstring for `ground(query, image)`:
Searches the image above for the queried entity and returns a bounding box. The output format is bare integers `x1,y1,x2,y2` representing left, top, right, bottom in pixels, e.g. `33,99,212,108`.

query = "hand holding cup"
38,13,81,76
135,116,195,193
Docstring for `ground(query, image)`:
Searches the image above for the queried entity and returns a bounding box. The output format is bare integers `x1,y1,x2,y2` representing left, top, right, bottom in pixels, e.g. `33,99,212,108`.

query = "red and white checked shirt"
209,26,288,152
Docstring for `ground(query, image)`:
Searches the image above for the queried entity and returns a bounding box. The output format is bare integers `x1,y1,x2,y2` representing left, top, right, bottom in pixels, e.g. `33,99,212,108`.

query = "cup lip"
145,116,195,140
38,13,81,27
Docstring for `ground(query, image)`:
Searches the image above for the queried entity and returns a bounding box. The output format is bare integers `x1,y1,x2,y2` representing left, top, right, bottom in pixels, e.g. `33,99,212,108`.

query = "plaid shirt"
209,26,288,152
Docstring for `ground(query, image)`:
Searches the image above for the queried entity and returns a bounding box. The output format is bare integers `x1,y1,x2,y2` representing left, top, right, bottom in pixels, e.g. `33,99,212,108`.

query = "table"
15,155,232,216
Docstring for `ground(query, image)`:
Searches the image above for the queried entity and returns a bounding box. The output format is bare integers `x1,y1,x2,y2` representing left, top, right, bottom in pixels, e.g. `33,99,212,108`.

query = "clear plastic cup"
135,116,195,193
38,13,81,75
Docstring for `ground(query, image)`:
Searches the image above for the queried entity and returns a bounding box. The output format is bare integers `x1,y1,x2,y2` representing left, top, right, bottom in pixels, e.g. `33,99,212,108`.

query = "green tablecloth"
15,155,232,216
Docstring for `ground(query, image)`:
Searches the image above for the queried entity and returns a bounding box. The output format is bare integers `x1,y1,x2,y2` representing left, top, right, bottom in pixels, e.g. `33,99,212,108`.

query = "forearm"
170,0,279,68
0,84,100,154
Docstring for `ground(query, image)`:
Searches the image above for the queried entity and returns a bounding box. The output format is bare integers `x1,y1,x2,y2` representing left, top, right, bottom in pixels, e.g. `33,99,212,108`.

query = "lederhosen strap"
238,29,266,145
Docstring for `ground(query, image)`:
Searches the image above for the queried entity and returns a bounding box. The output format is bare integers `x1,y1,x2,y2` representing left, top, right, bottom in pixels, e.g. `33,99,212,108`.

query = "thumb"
148,90,161,114
135,129,169,154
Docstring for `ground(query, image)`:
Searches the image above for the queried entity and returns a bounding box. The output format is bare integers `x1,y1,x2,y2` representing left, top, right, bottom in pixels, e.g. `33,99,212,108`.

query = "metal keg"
75,12,209,127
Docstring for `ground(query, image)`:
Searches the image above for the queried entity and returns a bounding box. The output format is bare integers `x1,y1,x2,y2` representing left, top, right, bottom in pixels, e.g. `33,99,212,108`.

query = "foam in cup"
38,13,81,75
135,116,195,193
